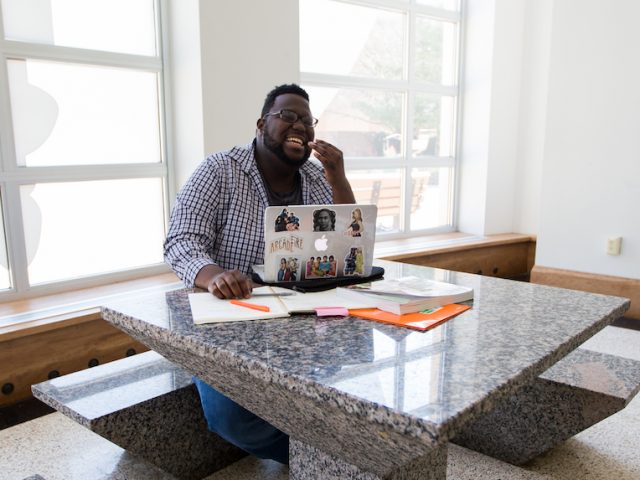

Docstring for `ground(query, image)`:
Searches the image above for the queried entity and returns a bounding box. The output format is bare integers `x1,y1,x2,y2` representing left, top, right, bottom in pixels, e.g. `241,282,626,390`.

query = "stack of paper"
336,276,473,315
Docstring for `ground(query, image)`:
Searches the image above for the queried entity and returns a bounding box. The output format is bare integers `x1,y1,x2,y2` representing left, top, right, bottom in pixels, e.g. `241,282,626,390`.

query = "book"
188,286,378,324
188,290,290,324
349,304,471,331
336,276,474,315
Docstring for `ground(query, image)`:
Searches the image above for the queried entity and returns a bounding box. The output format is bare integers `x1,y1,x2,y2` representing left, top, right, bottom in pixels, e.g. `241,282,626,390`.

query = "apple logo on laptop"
314,234,328,251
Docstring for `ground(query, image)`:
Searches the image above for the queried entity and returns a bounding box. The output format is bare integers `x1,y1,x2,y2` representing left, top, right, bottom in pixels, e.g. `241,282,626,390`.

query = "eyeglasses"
263,109,318,128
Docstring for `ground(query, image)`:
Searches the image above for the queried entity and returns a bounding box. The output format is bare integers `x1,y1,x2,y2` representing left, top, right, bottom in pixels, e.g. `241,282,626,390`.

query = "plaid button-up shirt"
164,142,333,287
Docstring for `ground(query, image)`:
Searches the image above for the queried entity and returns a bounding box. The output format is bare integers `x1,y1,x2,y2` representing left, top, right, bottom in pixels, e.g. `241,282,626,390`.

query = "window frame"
0,0,172,301
300,0,464,239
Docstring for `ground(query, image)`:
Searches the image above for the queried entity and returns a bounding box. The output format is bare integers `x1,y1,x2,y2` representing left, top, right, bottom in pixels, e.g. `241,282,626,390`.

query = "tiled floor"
1,325,639,480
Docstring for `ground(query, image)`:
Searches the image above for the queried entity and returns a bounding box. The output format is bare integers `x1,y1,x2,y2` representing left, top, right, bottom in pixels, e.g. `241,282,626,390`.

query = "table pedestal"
290,439,448,480
453,349,640,465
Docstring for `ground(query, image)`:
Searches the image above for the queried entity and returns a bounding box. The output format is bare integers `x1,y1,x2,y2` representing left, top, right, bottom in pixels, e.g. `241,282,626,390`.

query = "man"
163,84,355,465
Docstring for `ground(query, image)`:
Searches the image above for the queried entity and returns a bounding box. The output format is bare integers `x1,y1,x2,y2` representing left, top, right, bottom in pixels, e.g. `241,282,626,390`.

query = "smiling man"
163,84,355,465
165,84,354,300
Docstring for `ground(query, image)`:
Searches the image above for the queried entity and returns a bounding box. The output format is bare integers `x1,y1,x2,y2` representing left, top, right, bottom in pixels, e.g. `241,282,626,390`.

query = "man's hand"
207,270,253,299
195,265,253,299
309,140,356,204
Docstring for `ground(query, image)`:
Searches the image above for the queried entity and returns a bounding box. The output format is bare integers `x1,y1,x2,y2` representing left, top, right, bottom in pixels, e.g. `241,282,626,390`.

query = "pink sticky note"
315,307,349,317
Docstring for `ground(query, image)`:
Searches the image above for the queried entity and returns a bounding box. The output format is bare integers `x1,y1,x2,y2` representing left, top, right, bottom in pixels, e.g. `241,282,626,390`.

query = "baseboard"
530,265,639,320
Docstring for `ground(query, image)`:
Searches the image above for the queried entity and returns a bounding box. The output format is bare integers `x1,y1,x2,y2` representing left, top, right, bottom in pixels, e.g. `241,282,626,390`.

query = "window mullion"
1,164,168,184
451,0,466,230
301,72,455,95
0,53,17,173
404,10,416,232
412,3,460,22
0,40,162,72
300,72,408,92
157,0,174,231
334,0,460,22
2,182,29,292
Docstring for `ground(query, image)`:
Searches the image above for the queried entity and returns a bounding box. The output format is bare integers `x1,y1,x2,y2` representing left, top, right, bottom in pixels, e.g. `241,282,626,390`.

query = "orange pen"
230,299,271,312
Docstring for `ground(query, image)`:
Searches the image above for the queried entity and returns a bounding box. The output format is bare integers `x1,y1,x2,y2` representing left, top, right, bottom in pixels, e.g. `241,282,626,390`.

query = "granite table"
100,259,630,480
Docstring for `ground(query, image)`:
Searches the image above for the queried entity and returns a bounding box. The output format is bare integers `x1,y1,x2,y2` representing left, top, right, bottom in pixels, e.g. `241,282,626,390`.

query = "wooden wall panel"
531,265,639,320
383,241,536,279
0,317,148,407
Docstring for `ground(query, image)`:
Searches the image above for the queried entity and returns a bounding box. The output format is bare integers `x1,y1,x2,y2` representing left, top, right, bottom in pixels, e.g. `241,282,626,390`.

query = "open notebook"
252,204,377,283
188,286,378,324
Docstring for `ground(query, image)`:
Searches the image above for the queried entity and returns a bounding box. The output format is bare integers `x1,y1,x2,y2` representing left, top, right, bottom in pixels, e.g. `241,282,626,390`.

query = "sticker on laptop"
276,256,300,282
312,208,336,232
343,247,364,276
305,254,337,279
274,208,301,232
345,207,364,237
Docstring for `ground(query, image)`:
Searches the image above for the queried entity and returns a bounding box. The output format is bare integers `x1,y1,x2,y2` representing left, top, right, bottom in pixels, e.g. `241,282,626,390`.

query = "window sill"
0,273,181,340
1,232,536,339
375,232,536,260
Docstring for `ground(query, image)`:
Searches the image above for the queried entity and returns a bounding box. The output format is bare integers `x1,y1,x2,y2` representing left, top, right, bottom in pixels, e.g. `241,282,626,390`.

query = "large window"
300,0,462,236
0,0,169,298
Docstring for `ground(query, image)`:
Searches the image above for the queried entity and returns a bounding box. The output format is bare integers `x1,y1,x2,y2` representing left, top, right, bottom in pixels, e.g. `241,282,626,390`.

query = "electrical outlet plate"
607,237,622,255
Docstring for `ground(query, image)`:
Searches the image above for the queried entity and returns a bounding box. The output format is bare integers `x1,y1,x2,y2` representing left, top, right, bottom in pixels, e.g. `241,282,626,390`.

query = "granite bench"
32,350,246,480
452,347,640,465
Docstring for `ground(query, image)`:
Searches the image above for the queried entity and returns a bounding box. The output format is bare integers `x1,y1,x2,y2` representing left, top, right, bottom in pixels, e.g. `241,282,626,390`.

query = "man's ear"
256,117,264,131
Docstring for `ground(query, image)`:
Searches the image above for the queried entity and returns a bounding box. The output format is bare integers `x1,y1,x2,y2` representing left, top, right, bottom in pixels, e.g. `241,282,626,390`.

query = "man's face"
316,210,332,231
259,93,314,167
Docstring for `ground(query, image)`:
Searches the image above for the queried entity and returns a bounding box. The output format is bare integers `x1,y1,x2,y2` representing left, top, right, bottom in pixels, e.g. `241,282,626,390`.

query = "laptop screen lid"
255,204,377,283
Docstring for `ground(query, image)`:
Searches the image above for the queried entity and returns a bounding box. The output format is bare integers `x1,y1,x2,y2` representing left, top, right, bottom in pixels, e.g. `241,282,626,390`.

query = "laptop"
253,204,377,283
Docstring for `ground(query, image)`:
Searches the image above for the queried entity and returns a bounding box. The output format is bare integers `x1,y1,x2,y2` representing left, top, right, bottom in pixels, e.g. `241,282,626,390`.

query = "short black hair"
261,84,310,117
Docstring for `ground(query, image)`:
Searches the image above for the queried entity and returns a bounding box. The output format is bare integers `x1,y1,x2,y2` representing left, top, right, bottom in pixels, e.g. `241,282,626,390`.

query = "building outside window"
299,0,462,236
0,0,169,298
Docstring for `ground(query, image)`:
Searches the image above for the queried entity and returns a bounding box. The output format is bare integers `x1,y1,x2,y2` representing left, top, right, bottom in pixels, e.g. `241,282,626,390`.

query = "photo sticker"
274,208,300,232
305,254,337,279
345,207,364,237
276,257,300,282
343,247,364,276
312,208,336,232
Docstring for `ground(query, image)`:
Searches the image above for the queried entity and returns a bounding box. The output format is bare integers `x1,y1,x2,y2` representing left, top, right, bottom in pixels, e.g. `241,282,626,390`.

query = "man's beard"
263,130,312,167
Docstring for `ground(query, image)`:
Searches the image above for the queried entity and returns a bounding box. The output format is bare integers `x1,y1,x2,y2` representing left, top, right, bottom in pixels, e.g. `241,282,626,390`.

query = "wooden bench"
452,347,640,465
32,350,246,480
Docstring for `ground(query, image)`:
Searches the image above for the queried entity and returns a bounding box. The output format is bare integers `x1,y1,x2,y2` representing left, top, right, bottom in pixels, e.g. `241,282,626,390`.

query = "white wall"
458,0,525,236
168,0,300,190
456,0,495,235
511,0,552,235
166,0,205,197
199,0,300,156
460,0,639,280
535,0,640,279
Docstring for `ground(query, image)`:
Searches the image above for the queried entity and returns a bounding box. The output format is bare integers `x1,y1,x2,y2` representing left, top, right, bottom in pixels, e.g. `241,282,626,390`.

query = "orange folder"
348,304,470,331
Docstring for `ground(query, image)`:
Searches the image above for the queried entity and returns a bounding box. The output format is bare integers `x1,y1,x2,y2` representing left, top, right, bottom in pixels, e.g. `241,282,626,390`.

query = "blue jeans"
193,377,289,465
